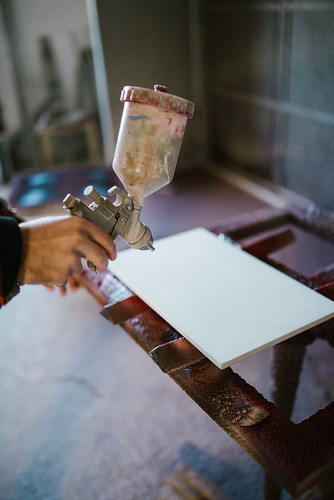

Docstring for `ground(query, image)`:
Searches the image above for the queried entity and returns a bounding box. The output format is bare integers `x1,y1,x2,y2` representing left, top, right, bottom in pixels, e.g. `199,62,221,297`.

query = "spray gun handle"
63,188,126,272
63,185,154,272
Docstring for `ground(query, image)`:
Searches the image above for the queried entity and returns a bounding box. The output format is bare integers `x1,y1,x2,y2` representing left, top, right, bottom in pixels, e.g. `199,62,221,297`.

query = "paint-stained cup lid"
120,85,194,118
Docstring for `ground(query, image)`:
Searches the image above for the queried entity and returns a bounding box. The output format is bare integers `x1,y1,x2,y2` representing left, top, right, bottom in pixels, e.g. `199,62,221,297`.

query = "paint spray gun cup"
112,85,194,207
63,86,194,264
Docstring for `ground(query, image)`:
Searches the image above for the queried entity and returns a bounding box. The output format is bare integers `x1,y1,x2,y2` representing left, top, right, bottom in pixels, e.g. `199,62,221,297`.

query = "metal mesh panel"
204,4,279,180
204,1,334,210
286,115,334,209
284,8,334,209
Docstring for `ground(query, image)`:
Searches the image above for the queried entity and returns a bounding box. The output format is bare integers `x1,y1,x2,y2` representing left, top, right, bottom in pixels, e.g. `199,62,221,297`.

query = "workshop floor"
0,166,333,500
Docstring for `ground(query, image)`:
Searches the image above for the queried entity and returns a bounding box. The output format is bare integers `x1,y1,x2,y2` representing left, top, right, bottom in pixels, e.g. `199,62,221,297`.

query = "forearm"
0,216,23,306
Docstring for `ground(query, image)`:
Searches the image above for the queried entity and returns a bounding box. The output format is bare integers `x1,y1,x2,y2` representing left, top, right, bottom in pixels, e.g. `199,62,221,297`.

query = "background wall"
89,0,200,165
0,19,21,133
0,0,101,172
0,0,90,132
203,0,334,211
1,0,334,212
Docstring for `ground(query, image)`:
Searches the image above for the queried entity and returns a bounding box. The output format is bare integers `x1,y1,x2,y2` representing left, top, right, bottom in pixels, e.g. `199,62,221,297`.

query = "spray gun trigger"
87,261,97,273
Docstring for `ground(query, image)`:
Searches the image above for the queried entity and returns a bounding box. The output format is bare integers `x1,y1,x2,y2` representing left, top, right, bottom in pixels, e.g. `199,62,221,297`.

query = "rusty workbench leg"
264,336,311,500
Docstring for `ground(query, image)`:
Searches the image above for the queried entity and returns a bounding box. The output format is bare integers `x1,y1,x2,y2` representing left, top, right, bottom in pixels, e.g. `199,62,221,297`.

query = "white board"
108,227,334,369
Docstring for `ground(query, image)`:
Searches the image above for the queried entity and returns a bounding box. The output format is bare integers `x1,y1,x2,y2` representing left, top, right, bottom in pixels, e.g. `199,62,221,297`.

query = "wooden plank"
101,295,149,324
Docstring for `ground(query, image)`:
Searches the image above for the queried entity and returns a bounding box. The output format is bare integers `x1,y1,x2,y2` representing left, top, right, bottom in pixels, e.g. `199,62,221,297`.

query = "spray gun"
63,84,194,271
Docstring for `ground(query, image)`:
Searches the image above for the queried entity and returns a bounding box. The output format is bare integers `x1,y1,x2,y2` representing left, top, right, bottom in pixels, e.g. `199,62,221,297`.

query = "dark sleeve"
0,216,22,307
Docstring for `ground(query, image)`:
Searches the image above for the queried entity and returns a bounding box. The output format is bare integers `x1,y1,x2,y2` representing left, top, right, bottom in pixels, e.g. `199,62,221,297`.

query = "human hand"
18,215,117,287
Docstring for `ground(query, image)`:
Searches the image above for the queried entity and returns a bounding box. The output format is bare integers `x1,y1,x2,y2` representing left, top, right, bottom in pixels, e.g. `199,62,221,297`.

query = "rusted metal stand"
80,204,334,499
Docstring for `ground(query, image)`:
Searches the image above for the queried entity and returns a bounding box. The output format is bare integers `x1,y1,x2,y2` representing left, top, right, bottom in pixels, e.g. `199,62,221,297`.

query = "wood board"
108,227,334,369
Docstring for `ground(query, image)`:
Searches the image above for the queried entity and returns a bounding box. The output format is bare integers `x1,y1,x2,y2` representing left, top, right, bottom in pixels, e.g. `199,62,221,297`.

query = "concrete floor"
0,166,333,499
